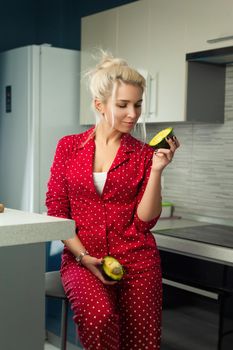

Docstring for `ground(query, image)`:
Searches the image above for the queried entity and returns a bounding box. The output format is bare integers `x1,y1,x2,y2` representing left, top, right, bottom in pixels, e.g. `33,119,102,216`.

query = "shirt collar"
77,127,138,153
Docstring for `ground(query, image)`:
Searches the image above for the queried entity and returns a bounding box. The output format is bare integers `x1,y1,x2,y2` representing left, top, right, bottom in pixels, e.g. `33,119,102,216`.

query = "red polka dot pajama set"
46,127,162,350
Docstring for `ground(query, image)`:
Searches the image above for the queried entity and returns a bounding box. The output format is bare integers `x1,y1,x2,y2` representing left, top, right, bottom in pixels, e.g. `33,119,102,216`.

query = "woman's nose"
127,107,137,118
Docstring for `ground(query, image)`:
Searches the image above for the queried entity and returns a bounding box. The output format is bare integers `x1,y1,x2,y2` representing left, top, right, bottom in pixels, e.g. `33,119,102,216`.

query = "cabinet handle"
154,73,159,117
137,69,150,120
137,69,158,121
207,35,233,44
148,74,157,118
145,74,151,120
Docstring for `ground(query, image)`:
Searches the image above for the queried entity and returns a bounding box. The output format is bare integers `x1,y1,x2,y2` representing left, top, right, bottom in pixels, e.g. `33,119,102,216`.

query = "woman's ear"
94,99,103,114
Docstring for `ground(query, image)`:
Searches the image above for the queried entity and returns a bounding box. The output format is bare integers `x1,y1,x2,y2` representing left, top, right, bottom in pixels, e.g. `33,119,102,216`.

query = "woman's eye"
116,103,142,108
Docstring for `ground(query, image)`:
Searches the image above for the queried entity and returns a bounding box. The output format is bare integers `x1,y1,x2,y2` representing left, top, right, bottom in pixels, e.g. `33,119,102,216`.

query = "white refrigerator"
0,45,83,213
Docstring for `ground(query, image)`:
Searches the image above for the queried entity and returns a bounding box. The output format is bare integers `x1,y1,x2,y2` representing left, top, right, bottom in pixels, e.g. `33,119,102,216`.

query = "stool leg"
61,298,68,350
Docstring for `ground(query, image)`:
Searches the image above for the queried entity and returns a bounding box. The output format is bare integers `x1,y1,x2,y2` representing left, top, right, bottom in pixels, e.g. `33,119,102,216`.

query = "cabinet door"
117,1,149,69
186,0,233,53
117,0,154,123
147,0,187,122
80,10,117,125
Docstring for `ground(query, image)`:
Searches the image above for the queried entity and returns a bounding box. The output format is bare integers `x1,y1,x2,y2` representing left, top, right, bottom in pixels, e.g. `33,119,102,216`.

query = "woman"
46,52,180,350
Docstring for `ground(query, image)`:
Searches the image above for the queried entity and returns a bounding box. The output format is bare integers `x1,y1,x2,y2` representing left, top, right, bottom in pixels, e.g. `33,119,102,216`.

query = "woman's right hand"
81,255,118,285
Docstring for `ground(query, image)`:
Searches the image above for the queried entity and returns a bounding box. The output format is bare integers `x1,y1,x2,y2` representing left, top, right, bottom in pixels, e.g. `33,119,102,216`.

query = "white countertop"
0,208,75,247
152,217,209,231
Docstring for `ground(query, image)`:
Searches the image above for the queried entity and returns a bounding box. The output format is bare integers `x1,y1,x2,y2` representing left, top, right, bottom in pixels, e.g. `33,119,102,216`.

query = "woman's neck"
95,122,122,145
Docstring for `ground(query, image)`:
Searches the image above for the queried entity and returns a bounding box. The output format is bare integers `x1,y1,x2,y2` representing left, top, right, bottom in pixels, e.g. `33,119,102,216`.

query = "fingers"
166,135,180,151
84,258,118,285
100,277,118,285
94,258,104,265
174,136,180,148
154,147,173,162
154,135,180,163
94,268,118,285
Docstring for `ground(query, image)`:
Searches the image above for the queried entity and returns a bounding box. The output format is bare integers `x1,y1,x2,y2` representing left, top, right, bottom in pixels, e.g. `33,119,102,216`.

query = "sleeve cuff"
134,211,161,232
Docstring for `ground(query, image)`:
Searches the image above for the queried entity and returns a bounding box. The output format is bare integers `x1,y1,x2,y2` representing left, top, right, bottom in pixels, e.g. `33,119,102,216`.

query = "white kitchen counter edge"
154,233,233,266
0,208,75,247
152,217,233,266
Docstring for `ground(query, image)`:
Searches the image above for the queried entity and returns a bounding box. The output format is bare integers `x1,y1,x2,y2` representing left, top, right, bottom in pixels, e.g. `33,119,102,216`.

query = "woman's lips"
124,121,134,126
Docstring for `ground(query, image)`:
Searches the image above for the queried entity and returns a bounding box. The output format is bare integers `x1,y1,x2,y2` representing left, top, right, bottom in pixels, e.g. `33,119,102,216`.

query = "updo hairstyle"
86,51,146,108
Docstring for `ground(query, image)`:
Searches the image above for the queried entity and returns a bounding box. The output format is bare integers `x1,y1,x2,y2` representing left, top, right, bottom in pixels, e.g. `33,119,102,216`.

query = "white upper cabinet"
117,1,156,123
117,1,149,70
186,0,233,53
80,0,232,125
80,9,117,125
147,0,187,122
80,0,187,124
80,2,151,125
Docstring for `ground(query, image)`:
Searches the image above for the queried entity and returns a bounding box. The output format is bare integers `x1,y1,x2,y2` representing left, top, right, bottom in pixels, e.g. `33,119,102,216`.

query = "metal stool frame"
45,271,69,350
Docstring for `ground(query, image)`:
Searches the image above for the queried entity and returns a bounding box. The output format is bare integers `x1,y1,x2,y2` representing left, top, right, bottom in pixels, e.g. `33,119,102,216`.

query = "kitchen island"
0,208,75,350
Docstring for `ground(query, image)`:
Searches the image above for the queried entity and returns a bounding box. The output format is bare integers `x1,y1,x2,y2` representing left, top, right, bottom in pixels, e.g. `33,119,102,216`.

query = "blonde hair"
85,50,147,140
87,50,146,104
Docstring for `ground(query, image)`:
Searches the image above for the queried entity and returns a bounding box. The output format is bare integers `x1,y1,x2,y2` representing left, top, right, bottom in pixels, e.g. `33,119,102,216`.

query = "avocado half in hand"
149,127,174,149
102,256,124,281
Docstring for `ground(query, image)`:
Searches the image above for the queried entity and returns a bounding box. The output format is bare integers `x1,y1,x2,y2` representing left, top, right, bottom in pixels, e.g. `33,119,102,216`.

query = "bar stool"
45,271,69,350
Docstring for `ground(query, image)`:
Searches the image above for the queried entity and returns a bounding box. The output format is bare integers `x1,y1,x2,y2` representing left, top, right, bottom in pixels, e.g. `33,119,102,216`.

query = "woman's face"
98,82,143,133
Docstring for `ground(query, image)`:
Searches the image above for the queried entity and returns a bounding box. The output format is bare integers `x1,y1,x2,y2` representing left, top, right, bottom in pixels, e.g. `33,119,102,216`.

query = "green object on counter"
162,202,173,207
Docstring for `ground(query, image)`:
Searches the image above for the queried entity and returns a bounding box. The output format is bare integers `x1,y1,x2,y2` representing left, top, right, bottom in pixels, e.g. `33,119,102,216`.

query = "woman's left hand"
152,135,180,172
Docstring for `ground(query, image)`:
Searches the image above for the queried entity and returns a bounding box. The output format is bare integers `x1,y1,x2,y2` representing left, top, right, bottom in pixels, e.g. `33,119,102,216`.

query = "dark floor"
161,287,233,350
162,306,217,349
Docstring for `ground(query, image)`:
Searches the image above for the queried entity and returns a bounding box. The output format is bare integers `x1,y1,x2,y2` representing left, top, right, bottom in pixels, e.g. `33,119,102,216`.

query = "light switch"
5,85,12,113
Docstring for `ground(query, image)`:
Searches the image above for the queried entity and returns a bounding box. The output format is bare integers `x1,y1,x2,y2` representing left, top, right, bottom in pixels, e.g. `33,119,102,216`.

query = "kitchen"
0,0,233,349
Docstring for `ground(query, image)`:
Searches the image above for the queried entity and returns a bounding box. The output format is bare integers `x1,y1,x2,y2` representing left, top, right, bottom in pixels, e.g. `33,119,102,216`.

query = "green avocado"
102,256,124,281
149,127,174,149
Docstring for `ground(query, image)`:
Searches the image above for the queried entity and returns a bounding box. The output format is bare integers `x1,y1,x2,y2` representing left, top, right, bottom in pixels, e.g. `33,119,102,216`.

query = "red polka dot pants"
61,260,162,350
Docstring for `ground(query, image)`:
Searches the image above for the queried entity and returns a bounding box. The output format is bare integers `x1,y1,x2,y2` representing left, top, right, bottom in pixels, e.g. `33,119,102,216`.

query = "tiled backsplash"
146,65,233,220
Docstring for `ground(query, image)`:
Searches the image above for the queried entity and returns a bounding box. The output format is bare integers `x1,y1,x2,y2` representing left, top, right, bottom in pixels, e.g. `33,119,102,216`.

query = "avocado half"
149,127,174,149
102,256,124,281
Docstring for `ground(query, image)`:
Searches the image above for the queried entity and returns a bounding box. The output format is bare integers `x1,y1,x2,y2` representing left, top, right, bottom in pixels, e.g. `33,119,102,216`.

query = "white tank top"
93,172,107,195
